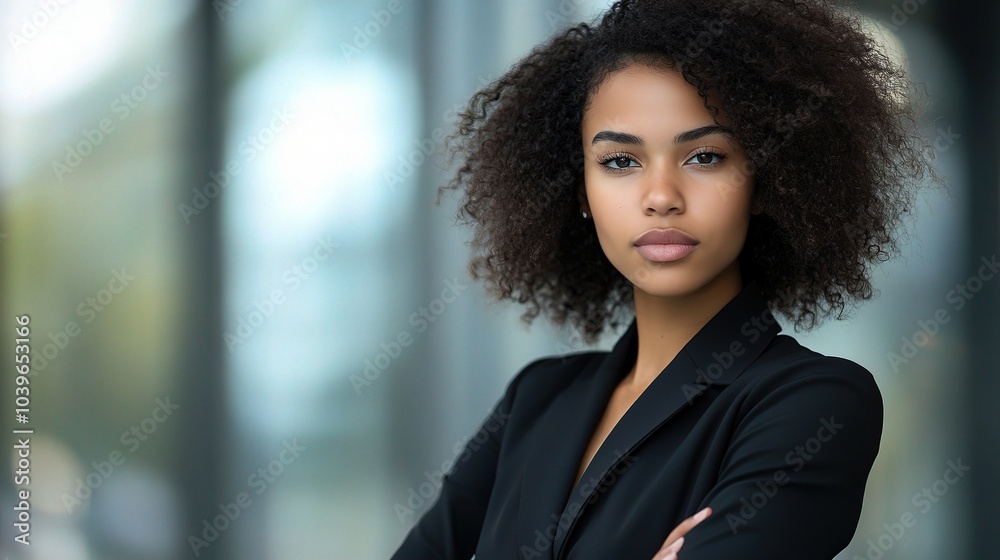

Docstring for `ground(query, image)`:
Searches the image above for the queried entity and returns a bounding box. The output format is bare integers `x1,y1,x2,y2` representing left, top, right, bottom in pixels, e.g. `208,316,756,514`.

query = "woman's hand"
650,506,712,560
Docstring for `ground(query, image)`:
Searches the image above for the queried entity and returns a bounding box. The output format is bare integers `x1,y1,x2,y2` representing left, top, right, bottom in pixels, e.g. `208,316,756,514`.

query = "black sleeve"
389,357,549,559
677,358,885,559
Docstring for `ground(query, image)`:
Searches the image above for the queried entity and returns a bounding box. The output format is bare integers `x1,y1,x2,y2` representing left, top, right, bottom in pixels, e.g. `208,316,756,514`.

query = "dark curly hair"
433,0,945,345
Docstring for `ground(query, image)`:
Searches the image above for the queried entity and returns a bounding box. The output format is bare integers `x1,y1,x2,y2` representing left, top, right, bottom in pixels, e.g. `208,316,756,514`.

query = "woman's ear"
577,185,590,216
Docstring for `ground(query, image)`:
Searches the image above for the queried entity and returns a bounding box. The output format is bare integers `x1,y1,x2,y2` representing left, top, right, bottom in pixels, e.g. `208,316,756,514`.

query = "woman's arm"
668,358,885,559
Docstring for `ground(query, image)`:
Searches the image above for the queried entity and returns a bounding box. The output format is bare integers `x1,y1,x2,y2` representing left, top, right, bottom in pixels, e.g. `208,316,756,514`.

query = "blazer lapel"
516,321,636,559
549,347,708,560
517,280,782,560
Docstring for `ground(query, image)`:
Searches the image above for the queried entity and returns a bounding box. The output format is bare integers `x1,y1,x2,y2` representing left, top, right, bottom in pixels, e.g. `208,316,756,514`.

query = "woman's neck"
624,267,744,390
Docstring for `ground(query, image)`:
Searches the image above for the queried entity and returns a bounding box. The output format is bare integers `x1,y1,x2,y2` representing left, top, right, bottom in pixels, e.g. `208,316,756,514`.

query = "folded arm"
676,359,884,559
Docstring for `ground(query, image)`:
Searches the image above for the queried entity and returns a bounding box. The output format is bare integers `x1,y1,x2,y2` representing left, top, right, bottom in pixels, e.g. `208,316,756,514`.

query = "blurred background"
0,0,996,559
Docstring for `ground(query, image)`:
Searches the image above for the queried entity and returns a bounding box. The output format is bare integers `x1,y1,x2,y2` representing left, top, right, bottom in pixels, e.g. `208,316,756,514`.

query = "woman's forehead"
582,66,728,140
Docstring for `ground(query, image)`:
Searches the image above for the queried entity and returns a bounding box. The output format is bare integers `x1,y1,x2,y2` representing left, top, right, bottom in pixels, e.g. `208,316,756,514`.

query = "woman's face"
580,63,758,298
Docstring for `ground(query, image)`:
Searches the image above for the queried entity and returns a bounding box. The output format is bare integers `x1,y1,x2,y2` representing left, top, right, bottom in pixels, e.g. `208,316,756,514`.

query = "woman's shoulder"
506,350,606,394
737,333,885,421
757,333,880,383
491,349,613,420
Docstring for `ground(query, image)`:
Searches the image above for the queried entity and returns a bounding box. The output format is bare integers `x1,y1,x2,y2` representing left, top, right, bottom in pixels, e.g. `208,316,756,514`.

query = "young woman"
392,0,940,558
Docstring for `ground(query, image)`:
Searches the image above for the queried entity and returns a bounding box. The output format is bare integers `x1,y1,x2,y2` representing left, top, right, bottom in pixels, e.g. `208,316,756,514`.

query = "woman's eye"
602,155,638,169
686,151,726,166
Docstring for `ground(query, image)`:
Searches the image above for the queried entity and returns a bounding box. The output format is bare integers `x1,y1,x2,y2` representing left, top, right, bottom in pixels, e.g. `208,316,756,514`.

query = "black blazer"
390,279,884,560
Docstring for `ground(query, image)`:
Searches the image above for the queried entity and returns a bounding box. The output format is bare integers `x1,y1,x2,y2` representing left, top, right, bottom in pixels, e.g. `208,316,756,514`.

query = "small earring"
582,211,589,219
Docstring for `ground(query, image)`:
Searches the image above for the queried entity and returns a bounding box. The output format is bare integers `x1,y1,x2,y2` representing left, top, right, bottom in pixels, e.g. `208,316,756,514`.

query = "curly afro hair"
434,0,944,345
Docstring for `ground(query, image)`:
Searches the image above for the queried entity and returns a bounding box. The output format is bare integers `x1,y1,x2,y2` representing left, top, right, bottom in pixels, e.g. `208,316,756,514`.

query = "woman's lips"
634,243,697,262
633,227,698,245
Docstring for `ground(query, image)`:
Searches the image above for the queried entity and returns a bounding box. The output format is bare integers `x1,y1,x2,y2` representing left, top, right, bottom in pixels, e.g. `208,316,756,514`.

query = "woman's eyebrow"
674,124,736,144
590,125,735,146
590,130,644,146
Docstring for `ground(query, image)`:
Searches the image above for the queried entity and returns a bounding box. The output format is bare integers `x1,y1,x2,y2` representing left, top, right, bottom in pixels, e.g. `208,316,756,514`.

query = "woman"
391,0,940,558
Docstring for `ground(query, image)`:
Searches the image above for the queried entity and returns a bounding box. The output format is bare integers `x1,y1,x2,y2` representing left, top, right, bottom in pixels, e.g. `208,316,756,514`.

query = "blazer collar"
516,279,782,560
